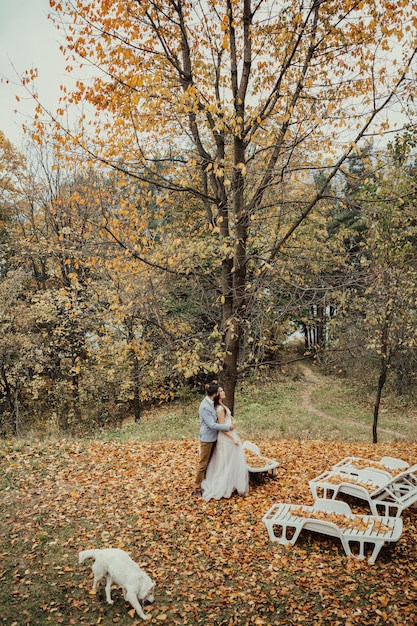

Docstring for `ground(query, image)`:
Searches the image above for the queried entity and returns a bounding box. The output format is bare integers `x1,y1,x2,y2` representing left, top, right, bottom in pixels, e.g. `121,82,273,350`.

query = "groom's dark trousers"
195,441,215,490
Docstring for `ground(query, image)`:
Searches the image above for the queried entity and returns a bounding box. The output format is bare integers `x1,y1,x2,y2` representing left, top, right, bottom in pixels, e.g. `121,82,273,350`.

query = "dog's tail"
78,549,102,564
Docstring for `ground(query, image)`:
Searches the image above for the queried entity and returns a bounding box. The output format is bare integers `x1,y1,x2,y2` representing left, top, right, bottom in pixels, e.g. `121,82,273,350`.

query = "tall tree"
0,133,28,433
36,0,417,410
0,132,26,271
359,147,417,443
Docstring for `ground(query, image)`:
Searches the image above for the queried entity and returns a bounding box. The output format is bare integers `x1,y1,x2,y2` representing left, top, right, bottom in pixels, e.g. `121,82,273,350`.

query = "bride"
201,388,249,501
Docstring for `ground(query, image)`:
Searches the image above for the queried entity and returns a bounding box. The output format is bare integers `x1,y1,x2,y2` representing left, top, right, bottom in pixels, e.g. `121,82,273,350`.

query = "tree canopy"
40,0,417,408
1,0,417,434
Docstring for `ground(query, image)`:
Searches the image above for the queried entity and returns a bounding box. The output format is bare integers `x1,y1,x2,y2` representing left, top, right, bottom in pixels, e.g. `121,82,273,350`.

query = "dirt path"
296,362,405,439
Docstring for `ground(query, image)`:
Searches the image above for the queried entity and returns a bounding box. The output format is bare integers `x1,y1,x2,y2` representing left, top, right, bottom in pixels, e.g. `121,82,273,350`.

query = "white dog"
79,548,155,620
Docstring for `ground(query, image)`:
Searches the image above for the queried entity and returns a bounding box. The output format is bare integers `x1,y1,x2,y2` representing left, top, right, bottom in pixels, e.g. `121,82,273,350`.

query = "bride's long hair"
214,387,224,409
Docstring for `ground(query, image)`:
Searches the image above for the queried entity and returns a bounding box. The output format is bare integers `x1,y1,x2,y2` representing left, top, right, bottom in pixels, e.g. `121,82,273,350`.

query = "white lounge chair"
243,441,279,476
333,456,409,477
309,464,417,517
262,498,403,564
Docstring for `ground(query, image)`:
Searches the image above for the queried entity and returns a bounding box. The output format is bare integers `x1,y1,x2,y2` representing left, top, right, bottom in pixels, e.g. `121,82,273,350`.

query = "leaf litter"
1,438,417,625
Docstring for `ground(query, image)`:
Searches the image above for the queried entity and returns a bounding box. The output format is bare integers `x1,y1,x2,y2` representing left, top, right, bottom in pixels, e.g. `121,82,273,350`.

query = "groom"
193,383,235,497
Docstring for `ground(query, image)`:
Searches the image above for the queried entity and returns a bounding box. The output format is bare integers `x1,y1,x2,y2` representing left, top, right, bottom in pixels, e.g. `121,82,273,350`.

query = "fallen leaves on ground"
1,438,417,625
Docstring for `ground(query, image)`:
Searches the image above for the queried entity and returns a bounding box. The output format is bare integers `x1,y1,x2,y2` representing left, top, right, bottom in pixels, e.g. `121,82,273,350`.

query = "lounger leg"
369,501,380,516
285,525,303,545
266,521,303,545
311,484,332,499
339,537,354,559
368,542,383,564
342,539,383,563
357,540,366,561
310,481,340,501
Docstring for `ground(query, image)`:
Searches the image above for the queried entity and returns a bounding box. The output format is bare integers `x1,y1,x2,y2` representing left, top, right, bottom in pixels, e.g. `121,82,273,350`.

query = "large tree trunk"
373,322,390,444
373,357,388,444
220,129,248,414
222,325,240,415
71,364,82,425
13,389,20,437
127,324,141,422
1,364,13,427
131,350,141,423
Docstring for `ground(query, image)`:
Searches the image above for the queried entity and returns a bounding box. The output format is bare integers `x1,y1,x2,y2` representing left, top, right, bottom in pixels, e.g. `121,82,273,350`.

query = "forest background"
3,4,417,624
1,0,417,444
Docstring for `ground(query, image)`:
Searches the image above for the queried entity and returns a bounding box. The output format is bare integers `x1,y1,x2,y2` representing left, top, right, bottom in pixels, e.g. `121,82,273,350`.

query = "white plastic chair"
242,441,279,476
309,464,417,517
262,498,403,564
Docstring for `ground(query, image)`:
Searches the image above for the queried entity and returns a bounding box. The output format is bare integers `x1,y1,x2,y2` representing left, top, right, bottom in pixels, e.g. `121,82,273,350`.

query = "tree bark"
127,324,141,422
131,350,142,423
373,321,390,444
373,357,387,444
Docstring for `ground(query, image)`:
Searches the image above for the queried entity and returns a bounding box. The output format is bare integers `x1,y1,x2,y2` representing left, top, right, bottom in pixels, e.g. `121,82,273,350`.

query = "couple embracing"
193,384,249,500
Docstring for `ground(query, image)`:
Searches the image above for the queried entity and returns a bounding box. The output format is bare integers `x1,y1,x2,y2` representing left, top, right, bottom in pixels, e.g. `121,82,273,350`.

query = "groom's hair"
206,383,219,397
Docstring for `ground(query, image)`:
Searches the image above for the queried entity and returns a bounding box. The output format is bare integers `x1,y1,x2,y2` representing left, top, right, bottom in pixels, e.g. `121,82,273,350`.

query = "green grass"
97,364,416,444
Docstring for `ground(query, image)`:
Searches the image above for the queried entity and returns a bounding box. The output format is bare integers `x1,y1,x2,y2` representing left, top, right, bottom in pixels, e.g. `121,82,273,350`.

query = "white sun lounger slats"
333,456,409,476
262,498,403,564
309,464,417,517
243,441,279,475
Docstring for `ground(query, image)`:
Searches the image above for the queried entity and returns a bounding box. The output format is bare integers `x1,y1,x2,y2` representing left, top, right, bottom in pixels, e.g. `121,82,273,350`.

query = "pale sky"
0,0,67,147
0,1,410,151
